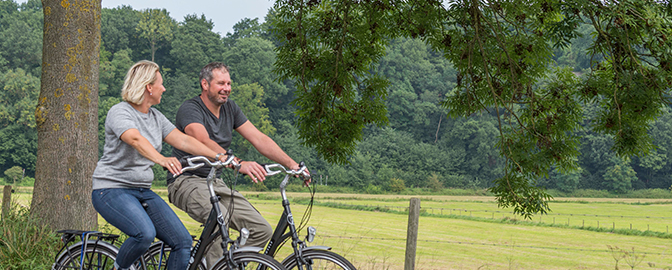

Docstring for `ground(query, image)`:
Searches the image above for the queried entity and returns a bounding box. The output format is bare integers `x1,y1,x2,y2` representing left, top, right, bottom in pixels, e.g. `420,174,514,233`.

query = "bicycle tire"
210,251,286,270
139,242,207,270
282,249,356,270
52,241,120,270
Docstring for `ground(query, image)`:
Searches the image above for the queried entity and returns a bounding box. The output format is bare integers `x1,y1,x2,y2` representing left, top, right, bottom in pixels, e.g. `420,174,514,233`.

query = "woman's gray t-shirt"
92,102,175,190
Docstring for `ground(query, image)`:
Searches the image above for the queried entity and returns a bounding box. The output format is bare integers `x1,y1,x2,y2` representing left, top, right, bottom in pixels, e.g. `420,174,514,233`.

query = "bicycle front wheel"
282,249,356,270
210,251,286,270
53,242,118,270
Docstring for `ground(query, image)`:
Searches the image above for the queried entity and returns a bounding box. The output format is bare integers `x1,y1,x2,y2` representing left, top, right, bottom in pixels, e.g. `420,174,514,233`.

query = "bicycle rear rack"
53,229,121,269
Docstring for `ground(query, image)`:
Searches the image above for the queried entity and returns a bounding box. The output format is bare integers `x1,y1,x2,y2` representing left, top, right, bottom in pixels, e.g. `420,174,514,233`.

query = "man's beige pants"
168,174,273,267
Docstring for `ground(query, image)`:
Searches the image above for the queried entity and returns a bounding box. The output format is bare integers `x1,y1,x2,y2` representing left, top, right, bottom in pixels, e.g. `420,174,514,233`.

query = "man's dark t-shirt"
167,95,248,184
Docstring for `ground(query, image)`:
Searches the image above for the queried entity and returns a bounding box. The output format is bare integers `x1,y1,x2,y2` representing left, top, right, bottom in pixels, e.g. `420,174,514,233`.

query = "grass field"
8,190,672,269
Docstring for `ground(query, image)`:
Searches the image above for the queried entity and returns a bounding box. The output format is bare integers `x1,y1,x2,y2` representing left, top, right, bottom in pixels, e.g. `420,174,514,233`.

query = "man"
167,62,306,266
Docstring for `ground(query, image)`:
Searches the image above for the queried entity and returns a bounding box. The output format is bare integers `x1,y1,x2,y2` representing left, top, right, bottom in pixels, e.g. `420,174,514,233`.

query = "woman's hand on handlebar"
160,156,183,176
239,161,267,183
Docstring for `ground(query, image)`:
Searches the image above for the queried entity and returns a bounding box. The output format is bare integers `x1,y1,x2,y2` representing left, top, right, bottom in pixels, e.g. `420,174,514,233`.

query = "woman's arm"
163,128,224,163
120,128,183,175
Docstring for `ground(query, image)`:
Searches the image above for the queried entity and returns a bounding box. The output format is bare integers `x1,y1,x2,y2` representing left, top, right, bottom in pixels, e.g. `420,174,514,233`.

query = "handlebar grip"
179,156,190,167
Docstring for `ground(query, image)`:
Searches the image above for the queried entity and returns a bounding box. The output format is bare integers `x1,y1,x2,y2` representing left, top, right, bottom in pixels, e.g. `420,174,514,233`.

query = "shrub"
251,182,269,192
0,203,61,269
364,184,382,194
428,173,444,192
18,176,35,187
389,178,406,193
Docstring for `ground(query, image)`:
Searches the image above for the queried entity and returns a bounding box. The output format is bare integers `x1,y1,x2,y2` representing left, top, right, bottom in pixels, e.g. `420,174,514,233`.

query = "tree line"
1,0,671,194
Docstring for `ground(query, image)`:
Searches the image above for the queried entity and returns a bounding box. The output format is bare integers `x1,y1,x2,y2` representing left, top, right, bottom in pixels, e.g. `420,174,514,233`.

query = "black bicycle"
52,230,123,270
259,162,357,270
51,230,207,270
52,152,286,270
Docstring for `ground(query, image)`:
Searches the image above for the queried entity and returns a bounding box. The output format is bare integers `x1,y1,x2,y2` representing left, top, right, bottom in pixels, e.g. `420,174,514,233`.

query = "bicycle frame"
261,169,331,269
184,155,262,270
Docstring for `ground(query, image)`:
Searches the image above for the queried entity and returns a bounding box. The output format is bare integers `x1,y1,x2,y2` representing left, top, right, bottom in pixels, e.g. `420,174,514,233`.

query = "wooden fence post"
2,185,11,219
405,198,420,270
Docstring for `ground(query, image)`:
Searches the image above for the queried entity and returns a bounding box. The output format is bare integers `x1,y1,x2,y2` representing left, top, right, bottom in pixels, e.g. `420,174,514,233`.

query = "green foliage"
603,158,638,194
222,18,264,47
169,14,223,75
0,204,61,269
151,163,167,187
223,37,289,103
428,173,443,192
101,5,142,56
0,68,40,128
389,178,405,193
364,184,382,194
4,1,672,213
99,49,134,98
270,0,672,217
272,0,391,164
0,3,42,75
3,166,22,184
136,8,176,62
229,83,275,156
0,125,37,176
251,182,269,192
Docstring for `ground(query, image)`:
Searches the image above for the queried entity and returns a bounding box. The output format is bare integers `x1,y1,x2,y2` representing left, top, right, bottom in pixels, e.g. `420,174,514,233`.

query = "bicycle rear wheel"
282,249,356,270
210,251,286,270
53,242,119,270
139,242,207,270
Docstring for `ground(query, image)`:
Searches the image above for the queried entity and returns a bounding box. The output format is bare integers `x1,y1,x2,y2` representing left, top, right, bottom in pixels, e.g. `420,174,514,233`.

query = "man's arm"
184,123,227,153
236,121,299,170
237,121,310,186
184,122,269,182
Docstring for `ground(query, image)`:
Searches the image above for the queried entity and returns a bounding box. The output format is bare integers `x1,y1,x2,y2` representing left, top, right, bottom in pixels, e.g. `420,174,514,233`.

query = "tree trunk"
31,0,101,230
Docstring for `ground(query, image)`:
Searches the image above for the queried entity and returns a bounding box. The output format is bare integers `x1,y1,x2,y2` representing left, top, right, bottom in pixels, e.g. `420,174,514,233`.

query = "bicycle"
52,230,121,270
53,152,286,270
259,162,357,270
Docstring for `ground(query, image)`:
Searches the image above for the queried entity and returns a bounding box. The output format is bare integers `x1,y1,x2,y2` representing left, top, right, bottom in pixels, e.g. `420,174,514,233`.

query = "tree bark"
31,0,101,230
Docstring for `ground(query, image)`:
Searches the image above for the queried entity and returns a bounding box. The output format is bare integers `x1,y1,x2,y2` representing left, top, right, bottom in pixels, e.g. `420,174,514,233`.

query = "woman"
92,60,228,270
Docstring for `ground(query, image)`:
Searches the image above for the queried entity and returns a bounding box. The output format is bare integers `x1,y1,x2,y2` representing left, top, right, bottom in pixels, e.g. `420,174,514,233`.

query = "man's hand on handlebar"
289,163,311,187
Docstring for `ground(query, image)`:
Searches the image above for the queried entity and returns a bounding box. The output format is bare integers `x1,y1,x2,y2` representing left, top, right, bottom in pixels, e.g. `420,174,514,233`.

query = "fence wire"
318,235,671,256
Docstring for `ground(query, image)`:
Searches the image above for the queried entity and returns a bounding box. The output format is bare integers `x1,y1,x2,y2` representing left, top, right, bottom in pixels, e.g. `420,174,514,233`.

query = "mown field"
8,189,672,269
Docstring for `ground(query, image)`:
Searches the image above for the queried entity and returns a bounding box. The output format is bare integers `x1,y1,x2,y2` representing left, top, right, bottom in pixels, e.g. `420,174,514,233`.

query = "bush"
0,203,61,269
389,178,406,193
428,173,444,192
251,182,269,192
364,184,382,194
18,176,34,187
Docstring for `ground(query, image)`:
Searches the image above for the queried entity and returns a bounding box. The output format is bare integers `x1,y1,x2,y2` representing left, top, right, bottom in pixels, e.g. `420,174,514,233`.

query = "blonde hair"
121,60,160,104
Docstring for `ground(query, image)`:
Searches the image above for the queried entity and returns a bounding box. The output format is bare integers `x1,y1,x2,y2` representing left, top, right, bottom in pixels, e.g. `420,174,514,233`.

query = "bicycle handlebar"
263,161,310,179
179,150,239,174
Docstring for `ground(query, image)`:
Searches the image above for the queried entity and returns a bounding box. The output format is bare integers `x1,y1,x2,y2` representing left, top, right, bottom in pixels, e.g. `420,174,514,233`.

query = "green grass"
245,192,672,269
7,190,672,269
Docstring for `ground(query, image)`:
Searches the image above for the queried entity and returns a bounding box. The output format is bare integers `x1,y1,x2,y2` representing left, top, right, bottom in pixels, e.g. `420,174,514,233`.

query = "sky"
18,0,275,36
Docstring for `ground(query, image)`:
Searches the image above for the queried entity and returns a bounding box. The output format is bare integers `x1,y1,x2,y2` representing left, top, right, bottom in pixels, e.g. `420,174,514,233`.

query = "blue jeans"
92,188,192,270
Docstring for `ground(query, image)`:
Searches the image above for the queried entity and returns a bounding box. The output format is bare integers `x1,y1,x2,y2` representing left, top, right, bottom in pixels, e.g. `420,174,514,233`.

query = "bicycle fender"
302,245,332,251
233,246,264,253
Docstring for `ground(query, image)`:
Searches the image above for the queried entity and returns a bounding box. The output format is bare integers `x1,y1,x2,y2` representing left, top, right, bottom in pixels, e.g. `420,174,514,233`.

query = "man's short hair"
199,62,231,88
